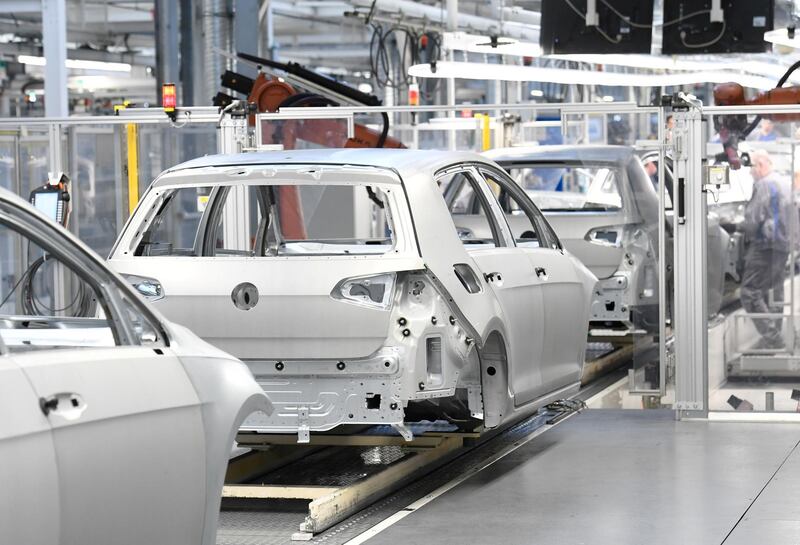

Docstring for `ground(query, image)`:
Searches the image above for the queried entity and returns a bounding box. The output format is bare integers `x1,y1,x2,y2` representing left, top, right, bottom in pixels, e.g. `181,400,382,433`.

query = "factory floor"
358,409,800,545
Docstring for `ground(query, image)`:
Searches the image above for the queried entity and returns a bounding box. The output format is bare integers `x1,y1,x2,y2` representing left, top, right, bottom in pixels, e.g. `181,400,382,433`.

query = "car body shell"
0,188,271,545
485,145,736,329
108,148,597,436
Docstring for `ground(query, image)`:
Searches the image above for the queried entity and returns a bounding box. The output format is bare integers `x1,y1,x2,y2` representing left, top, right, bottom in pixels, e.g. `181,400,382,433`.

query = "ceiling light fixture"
17,55,132,73
408,61,781,90
764,28,800,50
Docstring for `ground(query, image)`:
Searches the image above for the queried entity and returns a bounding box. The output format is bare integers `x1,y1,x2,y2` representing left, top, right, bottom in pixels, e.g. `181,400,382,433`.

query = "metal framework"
671,96,708,418
670,100,800,418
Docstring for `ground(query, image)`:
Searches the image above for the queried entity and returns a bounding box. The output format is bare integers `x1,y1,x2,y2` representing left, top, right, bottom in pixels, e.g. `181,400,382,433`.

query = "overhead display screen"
540,0,654,54
662,0,773,54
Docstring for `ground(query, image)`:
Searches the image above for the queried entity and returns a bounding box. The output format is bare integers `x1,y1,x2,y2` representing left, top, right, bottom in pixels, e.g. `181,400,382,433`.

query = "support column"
179,0,196,105
42,0,67,117
234,0,260,79
155,0,180,104
446,0,458,151
671,97,709,419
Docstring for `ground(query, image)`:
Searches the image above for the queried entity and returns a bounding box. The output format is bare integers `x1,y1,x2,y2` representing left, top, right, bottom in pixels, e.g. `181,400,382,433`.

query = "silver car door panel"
15,347,207,545
468,247,546,406
0,357,59,545
527,248,596,392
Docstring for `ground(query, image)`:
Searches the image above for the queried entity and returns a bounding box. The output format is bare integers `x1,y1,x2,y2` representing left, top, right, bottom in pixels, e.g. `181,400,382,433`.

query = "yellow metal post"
474,114,491,151
126,123,139,215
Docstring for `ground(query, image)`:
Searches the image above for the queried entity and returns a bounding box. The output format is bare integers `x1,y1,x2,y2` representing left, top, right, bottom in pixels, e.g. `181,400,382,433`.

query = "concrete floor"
362,409,800,545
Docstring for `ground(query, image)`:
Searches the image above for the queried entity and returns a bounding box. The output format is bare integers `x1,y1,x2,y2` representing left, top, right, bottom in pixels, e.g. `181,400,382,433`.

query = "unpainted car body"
485,146,736,331
108,149,597,436
0,188,271,545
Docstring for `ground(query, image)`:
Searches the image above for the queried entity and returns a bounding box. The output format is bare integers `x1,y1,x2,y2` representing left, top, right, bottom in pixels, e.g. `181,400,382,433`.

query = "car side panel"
169,324,272,545
0,357,59,545
402,169,502,341
529,248,596,391
15,347,207,545
468,248,546,406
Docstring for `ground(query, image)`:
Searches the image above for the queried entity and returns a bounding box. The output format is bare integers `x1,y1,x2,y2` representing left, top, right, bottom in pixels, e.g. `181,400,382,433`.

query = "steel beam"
155,0,180,103
672,98,708,418
234,0,260,79
42,0,67,117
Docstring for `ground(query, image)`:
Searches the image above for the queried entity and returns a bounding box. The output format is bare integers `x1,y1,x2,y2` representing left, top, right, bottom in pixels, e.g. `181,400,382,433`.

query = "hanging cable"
20,256,93,317
597,0,652,28
597,0,712,28
562,0,622,44
680,20,726,48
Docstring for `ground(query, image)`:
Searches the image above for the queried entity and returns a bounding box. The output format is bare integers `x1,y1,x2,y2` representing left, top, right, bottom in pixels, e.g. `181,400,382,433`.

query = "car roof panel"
165,148,492,181
484,145,635,164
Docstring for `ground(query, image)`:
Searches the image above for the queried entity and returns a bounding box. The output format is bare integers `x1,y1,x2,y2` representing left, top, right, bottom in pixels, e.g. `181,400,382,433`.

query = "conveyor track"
217,344,635,545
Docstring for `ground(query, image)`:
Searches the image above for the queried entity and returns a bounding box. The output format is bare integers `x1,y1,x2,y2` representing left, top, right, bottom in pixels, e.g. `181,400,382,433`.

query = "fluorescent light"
530,89,544,97
408,61,781,90
17,55,132,73
764,28,800,49
67,59,131,72
17,55,46,66
547,53,800,85
602,95,615,102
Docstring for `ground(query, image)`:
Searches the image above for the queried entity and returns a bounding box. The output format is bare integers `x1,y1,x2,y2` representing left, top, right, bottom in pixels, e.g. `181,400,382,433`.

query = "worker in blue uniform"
741,150,798,350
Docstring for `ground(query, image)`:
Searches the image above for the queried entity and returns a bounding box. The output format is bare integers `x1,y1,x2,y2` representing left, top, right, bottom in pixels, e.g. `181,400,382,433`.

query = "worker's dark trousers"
741,246,789,345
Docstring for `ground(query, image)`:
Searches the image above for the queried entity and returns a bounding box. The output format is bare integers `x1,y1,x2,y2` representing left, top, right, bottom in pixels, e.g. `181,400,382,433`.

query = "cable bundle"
369,24,442,100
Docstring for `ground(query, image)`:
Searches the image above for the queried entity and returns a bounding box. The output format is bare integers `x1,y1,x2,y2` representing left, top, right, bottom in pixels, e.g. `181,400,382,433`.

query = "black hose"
19,256,93,317
377,112,389,148
776,59,800,88
278,93,339,108
742,59,800,138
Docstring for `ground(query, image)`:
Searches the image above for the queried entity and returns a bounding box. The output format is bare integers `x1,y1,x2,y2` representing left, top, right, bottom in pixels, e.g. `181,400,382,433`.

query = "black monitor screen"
540,0,654,54
662,0,773,54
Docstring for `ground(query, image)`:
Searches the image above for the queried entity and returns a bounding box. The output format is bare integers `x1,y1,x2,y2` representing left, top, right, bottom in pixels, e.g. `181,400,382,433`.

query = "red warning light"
162,83,177,113
408,83,420,106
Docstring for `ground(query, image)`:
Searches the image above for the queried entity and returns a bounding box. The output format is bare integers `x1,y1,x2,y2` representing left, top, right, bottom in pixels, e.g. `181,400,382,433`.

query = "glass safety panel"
19,132,54,197
138,125,218,199
706,112,800,413
72,126,119,256
257,115,352,150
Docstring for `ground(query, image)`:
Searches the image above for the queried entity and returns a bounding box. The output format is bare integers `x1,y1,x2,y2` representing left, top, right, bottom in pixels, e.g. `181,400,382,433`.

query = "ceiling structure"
0,0,798,110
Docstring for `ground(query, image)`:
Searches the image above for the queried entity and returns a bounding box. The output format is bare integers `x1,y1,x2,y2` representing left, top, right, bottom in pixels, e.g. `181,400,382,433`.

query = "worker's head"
750,149,773,180
666,115,675,129
644,160,657,177
761,119,775,135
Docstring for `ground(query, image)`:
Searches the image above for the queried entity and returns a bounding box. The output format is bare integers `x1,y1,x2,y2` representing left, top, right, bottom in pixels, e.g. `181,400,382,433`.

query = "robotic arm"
713,60,800,169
